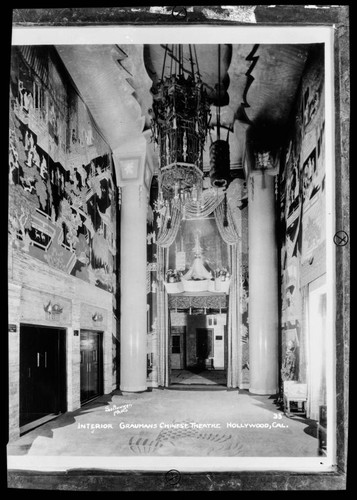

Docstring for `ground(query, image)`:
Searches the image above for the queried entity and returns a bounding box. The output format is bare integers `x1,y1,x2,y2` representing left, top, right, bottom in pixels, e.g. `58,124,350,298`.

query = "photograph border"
7,5,350,491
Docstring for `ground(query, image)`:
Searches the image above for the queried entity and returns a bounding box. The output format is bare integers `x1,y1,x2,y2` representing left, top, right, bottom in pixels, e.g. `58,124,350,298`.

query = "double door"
20,325,66,429
80,330,103,404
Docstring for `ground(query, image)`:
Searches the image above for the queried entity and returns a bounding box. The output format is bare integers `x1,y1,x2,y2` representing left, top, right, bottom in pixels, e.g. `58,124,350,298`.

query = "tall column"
120,184,148,392
248,172,279,394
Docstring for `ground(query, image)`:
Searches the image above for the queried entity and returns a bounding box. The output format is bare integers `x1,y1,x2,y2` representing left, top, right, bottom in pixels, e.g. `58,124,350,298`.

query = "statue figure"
281,340,297,381
182,234,212,281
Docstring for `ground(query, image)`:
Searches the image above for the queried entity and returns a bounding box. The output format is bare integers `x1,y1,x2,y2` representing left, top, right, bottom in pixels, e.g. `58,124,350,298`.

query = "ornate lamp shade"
149,60,211,208
151,71,210,202
144,44,233,213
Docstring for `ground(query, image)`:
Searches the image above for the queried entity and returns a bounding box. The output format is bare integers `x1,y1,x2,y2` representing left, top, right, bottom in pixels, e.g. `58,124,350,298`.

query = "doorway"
169,313,227,387
80,330,103,404
20,325,66,433
170,326,186,369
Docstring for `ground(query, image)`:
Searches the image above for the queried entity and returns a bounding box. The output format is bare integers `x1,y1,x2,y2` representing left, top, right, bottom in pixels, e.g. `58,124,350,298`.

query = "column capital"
112,131,157,190
112,136,146,188
247,150,279,178
245,131,280,179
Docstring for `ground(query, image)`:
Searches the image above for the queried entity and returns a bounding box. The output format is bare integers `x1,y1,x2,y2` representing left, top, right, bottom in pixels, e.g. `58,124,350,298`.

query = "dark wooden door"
20,325,65,428
80,330,103,404
196,328,213,364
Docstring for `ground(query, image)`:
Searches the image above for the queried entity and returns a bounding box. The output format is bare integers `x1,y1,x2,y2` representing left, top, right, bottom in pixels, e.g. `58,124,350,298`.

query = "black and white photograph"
6,5,349,492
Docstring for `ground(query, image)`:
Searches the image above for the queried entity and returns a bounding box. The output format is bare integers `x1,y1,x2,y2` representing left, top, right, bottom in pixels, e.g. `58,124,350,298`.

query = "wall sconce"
44,300,52,315
44,300,63,320
92,312,103,322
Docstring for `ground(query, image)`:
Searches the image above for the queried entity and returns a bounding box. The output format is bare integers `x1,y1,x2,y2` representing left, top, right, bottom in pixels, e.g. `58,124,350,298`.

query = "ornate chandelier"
149,45,211,213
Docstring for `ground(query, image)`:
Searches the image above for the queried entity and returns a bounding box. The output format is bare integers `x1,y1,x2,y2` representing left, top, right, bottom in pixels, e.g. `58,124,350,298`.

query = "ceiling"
56,43,310,178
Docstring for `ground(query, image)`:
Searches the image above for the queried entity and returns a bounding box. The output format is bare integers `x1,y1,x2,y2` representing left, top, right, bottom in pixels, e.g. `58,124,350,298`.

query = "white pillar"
120,184,148,392
248,173,279,394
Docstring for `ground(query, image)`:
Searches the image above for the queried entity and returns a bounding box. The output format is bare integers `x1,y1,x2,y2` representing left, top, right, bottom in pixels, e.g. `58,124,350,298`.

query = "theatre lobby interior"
8,40,334,466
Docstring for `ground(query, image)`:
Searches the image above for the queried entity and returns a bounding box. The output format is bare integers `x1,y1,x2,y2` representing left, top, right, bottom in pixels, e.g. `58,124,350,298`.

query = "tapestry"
279,44,325,385
8,46,117,294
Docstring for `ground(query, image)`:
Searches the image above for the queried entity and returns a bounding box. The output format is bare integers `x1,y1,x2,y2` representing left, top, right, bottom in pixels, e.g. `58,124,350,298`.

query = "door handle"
45,351,47,368
37,352,40,367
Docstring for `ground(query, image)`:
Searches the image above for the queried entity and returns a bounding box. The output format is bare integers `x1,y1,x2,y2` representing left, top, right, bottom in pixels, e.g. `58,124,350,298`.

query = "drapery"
227,243,240,387
156,245,169,386
214,200,240,245
213,202,241,388
155,190,243,388
156,205,182,248
184,191,224,219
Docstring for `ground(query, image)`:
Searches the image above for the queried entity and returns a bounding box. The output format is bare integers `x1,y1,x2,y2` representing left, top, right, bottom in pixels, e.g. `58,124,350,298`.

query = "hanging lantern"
147,44,211,212
209,139,231,189
209,45,231,190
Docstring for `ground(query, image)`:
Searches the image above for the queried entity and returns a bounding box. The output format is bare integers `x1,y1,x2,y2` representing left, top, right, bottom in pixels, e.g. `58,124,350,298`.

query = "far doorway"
169,313,227,387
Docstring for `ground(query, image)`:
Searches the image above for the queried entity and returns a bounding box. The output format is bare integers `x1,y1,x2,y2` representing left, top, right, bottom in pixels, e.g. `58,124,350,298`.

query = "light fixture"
92,312,103,322
209,44,231,191
149,44,211,215
44,300,63,320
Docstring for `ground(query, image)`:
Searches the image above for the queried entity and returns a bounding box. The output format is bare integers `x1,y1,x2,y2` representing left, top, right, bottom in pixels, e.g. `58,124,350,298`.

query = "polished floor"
8,386,320,465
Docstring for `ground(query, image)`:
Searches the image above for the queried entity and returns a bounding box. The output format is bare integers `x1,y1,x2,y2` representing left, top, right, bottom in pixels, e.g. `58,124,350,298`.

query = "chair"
283,381,307,417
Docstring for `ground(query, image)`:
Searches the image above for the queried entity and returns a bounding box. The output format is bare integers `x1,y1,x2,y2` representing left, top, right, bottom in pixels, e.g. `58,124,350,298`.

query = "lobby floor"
8,387,320,466
170,369,227,386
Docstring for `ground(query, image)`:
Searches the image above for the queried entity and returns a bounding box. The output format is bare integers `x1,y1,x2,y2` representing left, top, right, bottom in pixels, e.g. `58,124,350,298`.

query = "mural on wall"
8,46,117,293
279,44,325,384
146,181,159,382
239,262,249,382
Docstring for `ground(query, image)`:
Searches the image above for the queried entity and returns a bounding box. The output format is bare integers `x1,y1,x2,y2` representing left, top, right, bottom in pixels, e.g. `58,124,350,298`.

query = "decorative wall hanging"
9,47,117,293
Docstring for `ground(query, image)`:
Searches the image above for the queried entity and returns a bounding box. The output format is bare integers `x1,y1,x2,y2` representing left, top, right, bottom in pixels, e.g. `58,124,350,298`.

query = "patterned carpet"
8,388,319,461
128,419,244,456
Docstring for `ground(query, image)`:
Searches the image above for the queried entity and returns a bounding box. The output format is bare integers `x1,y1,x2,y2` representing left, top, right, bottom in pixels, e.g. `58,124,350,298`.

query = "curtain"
214,200,240,245
156,205,182,248
156,191,243,389
213,201,241,388
184,191,224,219
227,243,240,387
156,245,169,386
